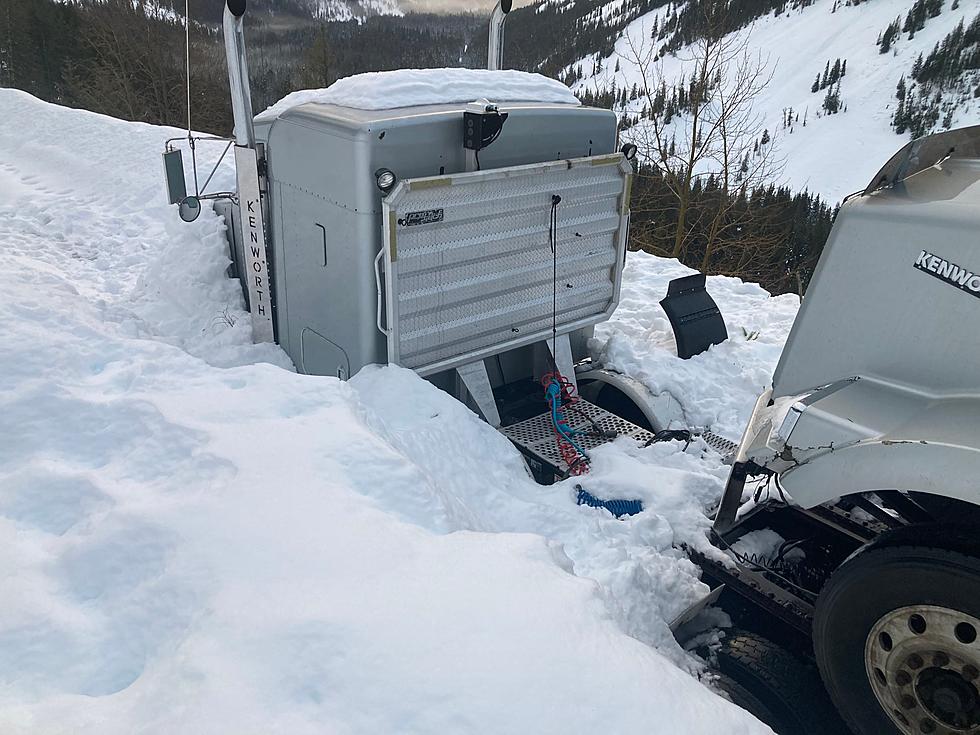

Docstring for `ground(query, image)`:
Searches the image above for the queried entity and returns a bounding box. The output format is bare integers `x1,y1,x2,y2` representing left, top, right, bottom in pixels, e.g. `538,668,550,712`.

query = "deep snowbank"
261,68,580,116
0,89,785,734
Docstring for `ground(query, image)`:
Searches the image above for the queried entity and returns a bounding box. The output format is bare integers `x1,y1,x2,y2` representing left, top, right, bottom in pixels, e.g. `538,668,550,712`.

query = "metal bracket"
456,360,501,427
549,333,577,392
713,461,751,534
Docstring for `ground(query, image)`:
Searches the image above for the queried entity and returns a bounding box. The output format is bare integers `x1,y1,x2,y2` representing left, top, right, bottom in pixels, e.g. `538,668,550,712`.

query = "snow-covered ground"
572,0,980,202
0,89,798,734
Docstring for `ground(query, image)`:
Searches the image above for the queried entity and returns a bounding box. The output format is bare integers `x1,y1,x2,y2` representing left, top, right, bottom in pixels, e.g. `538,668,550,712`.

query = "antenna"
163,0,238,219
185,0,190,139
184,0,199,194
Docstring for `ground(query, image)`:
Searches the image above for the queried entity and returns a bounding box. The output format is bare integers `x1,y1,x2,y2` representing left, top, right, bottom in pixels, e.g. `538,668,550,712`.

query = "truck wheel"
814,545,980,735
714,630,847,734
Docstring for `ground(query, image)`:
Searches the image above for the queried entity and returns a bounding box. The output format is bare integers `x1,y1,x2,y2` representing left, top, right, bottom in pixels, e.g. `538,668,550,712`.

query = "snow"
594,254,800,440
0,88,786,734
261,68,581,116
571,0,980,202
307,0,404,22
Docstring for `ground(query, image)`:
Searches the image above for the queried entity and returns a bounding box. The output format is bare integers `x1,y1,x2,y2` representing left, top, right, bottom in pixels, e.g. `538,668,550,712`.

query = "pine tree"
822,84,841,114
912,52,924,77
894,76,908,133
880,18,900,53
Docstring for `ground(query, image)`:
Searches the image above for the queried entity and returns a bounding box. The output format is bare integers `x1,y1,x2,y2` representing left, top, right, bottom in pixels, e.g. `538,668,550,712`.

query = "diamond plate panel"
381,155,632,375
700,430,739,459
501,399,654,472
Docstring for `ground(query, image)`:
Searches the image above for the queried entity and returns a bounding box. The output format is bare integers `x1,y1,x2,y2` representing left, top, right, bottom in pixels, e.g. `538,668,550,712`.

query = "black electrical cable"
709,529,817,601
644,429,693,448
566,404,617,439
495,353,506,385
774,473,789,504
774,538,809,564
549,194,562,372
557,456,589,481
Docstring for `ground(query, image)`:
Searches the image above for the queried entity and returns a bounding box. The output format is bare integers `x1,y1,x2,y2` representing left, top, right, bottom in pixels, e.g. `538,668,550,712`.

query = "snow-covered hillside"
0,89,801,733
59,0,406,23
307,0,403,22
568,0,980,202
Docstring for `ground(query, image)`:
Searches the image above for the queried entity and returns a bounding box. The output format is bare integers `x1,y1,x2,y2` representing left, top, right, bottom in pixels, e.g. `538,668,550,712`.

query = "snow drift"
261,68,581,116
0,88,795,734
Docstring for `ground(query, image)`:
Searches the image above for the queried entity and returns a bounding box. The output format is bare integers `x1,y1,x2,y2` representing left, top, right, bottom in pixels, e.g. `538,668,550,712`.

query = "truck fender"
575,368,686,432
778,438,980,511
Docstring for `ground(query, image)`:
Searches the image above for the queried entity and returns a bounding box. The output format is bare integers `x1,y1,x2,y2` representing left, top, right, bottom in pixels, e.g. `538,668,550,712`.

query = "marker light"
375,168,397,193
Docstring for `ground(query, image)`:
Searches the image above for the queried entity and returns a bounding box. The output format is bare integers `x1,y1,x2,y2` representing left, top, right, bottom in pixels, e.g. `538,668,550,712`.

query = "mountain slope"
553,0,980,201
305,0,404,21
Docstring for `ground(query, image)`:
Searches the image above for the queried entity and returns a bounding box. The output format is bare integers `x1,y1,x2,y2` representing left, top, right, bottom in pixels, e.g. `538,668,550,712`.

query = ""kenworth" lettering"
914,250,980,299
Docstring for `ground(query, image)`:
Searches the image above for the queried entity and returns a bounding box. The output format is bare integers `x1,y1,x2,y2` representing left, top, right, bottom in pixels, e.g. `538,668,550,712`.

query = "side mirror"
162,149,187,205
178,196,202,222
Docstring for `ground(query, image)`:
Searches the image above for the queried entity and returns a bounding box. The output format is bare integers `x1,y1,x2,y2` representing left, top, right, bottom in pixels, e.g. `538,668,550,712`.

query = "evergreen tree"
894,76,908,133
822,84,841,114
879,18,900,53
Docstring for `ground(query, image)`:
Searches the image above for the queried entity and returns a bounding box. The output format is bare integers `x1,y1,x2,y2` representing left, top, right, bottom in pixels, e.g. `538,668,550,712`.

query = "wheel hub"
916,667,980,729
866,605,980,734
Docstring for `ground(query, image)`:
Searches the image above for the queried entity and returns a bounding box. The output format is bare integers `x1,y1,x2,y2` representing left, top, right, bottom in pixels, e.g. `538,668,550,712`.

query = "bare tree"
620,10,784,268
66,0,185,125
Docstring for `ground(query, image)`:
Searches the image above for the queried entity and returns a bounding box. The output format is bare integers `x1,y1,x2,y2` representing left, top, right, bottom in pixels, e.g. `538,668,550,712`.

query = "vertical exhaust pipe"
223,0,256,148
487,0,512,71
221,0,275,344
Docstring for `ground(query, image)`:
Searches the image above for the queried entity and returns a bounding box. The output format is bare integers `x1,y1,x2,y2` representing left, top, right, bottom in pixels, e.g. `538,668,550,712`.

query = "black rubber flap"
659,273,728,359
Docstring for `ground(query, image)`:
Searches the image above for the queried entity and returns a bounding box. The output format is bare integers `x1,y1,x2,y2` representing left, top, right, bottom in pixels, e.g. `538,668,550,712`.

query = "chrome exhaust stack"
221,0,275,343
223,0,256,148
487,0,512,71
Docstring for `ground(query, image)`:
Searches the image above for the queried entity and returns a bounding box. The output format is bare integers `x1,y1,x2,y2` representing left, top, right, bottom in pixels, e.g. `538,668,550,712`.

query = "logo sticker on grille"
398,209,444,227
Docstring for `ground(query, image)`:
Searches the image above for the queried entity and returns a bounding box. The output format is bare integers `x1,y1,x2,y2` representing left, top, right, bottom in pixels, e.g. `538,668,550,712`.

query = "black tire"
714,630,849,735
813,544,980,735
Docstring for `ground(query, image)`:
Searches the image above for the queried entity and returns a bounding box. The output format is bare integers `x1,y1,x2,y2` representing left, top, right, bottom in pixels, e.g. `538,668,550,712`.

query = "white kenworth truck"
163,2,980,733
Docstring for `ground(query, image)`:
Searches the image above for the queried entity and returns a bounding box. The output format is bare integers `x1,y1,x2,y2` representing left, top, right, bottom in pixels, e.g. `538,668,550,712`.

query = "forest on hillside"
1,0,836,295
